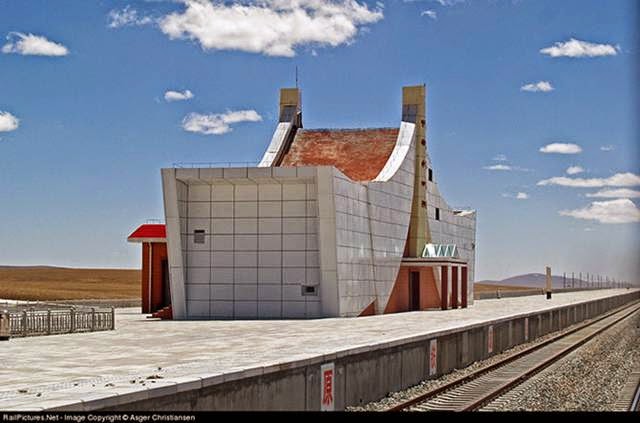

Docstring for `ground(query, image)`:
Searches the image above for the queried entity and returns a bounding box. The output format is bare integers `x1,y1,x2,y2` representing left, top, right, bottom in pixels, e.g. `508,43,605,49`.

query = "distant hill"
476,273,590,289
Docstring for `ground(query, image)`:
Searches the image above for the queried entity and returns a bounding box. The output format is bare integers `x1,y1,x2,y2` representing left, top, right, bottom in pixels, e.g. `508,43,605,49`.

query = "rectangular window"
435,208,440,221
194,229,206,244
280,105,297,122
428,168,433,182
402,104,418,122
301,285,318,296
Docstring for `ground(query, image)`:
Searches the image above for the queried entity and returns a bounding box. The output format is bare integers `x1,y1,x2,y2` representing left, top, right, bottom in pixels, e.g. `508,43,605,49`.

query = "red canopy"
127,224,166,243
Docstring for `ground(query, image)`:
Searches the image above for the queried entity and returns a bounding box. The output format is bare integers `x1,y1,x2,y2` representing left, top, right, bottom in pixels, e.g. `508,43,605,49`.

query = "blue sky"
0,0,638,282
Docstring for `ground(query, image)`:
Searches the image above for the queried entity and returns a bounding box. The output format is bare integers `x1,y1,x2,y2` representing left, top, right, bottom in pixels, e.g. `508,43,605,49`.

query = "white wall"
331,122,416,316
166,167,322,319
161,120,477,318
425,152,477,303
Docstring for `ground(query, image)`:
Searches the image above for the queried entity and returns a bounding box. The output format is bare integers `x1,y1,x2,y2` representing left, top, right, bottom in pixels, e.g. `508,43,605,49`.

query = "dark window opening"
435,208,440,221
302,285,318,296
428,168,433,182
194,229,205,244
280,105,297,122
402,104,418,122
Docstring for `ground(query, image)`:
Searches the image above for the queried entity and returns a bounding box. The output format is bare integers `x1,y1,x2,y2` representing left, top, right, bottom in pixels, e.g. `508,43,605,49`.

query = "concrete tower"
403,85,431,257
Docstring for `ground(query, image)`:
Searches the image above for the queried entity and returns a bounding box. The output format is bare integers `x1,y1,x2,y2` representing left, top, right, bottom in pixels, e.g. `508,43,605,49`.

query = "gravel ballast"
483,311,640,411
347,308,640,412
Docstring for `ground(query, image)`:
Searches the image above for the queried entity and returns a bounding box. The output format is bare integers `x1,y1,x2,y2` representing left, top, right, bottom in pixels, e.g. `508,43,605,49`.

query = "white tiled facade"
329,122,417,316
162,123,424,319
161,88,476,319
163,167,321,319
425,151,477,303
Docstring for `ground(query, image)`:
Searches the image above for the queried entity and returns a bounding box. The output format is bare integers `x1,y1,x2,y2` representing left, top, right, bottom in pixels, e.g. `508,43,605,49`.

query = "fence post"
0,311,10,340
111,307,115,330
47,309,51,335
70,308,76,333
91,308,96,332
22,310,27,337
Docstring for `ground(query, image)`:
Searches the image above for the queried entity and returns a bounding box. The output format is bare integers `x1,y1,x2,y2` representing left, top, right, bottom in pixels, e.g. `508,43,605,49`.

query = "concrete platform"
0,289,637,411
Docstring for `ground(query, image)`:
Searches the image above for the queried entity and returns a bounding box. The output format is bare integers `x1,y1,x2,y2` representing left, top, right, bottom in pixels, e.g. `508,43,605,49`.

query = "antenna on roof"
295,65,299,88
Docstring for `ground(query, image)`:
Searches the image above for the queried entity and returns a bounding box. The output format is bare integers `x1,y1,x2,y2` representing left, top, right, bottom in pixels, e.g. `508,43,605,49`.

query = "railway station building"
128,85,476,319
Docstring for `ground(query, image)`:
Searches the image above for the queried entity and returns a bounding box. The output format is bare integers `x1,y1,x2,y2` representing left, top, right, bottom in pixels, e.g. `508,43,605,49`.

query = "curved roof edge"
257,122,294,167
373,122,416,182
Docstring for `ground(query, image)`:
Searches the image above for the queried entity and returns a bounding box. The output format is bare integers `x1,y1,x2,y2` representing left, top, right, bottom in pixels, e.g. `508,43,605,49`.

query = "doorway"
161,259,171,308
409,271,420,311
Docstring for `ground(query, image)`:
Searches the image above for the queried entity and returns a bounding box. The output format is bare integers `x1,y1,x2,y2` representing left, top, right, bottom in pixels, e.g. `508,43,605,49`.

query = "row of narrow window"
427,167,440,221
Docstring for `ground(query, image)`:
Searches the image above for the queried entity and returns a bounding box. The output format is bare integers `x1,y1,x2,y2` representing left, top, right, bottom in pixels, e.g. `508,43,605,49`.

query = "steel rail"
388,300,640,412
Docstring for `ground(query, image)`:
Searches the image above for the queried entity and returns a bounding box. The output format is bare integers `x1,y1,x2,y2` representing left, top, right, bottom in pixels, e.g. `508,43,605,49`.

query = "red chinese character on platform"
322,369,333,406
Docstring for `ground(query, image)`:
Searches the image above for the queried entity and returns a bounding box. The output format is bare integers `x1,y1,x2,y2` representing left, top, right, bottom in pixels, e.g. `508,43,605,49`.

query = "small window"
193,229,205,244
428,168,433,182
402,104,418,122
301,285,318,296
280,105,297,122
435,208,440,221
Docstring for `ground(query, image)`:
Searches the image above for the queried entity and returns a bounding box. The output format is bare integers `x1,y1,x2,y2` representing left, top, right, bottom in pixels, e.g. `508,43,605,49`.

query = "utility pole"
545,266,552,300
586,273,589,290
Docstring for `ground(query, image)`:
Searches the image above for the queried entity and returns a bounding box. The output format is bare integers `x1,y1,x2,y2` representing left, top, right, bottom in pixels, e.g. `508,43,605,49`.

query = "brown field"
474,283,537,293
0,267,533,302
0,267,140,301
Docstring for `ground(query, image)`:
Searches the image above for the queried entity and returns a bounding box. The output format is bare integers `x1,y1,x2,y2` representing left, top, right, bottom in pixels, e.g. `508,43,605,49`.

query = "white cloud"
520,81,554,92
483,164,512,171
566,166,584,175
164,90,194,102
537,172,640,188
0,111,19,132
540,38,619,58
2,32,68,56
108,6,154,28
484,163,531,172
492,154,507,161
539,143,582,154
421,10,437,19
586,188,640,199
434,0,465,5
600,145,614,151
159,0,383,57
182,110,262,135
502,192,529,200
559,199,640,224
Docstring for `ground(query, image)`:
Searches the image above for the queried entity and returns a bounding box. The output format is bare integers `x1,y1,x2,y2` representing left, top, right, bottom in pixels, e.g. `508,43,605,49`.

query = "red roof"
127,224,166,242
279,128,399,182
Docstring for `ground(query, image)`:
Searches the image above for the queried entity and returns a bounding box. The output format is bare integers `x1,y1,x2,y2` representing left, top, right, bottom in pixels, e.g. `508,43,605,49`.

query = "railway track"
633,377,640,412
387,301,640,412
613,371,640,412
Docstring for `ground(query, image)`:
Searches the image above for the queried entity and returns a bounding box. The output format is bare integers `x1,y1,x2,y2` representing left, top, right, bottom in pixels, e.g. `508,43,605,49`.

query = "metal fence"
3,307,115,338
474,286,618,301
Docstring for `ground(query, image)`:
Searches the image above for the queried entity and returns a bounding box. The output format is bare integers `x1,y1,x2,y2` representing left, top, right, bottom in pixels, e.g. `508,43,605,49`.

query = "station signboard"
320,362,335,411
